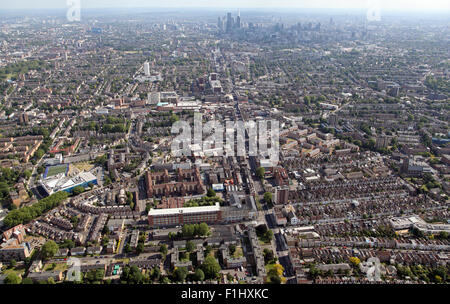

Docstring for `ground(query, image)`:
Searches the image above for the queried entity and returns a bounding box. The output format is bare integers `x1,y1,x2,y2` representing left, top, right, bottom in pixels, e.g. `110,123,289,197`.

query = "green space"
43,262,68,272
3,191,69,228
46,165,68,177
0,60,47,82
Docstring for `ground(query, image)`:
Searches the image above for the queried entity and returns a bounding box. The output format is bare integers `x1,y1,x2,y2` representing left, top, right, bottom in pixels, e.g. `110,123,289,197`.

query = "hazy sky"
1,0,449,12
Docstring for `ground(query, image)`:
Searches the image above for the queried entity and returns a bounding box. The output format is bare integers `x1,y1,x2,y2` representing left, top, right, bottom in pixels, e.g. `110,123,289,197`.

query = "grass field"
43,262,68,272
46,165,68,177
1,266,26,277
73,162,94,172
232,247,244,259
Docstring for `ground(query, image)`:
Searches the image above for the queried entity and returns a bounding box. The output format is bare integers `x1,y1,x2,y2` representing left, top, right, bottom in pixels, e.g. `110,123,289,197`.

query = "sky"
0,0,449,12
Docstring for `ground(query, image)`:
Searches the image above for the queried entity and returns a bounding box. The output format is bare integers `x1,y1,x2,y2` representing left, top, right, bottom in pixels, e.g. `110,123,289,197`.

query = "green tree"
182,224,195,237
21,278,33,284
206,188,216,197
4,273,21,284
197,223,210,236
256,167,265,179
265,229,274,241
72,186,85,195
41,240,59,260
159,244,168,256
136,243,145,254
124,243,132,254
229,244,236,256
150,266,161,281
194,268,205,281
121,266,144,284
269,274,281,284
186,241,195,252
263,192,273,204
201,256,221,279
173,267,188,282
263,248,275,264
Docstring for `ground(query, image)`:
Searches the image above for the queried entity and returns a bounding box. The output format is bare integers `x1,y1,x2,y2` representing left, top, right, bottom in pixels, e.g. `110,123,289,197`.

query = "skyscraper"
218,16,225,32
226,12,233,33
236,9,241,28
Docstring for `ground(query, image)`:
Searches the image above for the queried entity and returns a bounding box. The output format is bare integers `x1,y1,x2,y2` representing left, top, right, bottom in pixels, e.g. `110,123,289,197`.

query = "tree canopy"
201,256,221,279
41,240,59,260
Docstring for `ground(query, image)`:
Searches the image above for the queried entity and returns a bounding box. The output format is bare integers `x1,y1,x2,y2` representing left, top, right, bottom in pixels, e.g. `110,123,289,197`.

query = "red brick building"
145,168,204,198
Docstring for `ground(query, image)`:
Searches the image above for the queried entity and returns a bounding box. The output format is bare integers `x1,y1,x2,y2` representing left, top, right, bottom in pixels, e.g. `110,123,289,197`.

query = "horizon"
0,0,449,13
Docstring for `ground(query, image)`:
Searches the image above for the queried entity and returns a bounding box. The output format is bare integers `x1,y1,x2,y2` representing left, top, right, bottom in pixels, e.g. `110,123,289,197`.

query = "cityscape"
0,0,449,290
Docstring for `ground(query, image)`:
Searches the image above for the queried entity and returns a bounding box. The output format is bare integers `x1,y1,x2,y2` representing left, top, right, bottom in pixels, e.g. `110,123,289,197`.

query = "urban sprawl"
0,8,449,285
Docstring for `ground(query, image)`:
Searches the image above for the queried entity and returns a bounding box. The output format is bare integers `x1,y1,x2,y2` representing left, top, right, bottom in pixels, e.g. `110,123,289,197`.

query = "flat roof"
148,202,220,216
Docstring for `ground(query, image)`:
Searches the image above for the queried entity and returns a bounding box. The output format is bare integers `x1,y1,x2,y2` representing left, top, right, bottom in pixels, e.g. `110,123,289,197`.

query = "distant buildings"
218,11,242,33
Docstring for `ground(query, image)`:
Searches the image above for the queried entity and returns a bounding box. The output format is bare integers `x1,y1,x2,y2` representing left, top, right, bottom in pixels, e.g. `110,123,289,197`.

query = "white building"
144,62,151,76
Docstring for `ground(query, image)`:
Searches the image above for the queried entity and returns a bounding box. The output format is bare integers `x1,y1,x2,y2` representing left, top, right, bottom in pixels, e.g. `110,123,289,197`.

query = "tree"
201,256,221,279
3,191,68,228
47,277,56,284
136,243,145,254
21,278,33,284
266,229,273,241
206,188,216,197
256,224,268,235
197,223,210,236
267,264,284,284
124,243,132,254
269,274,281,284
23,170,32,180
159,244,168,256
61,239,75,249
229,244,236,256
121,266,144,284
160,276,171,284
263,248,275,264
150,266,161,281
186,241,195,252
349,257,361,267
194,268,205,281
41,240,59,260
182,224,195,237
72,186,85,196
263,192,272,204
411,227,424,238
256,167,265,179
4,273,21,284
204,245,212,257
173,267,188,282
9,259,17,268
268,264,284,277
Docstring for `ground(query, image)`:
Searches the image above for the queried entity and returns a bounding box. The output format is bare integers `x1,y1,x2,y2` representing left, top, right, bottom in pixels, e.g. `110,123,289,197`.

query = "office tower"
236,9,241,28
217,17,223,31
226,12,233,33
